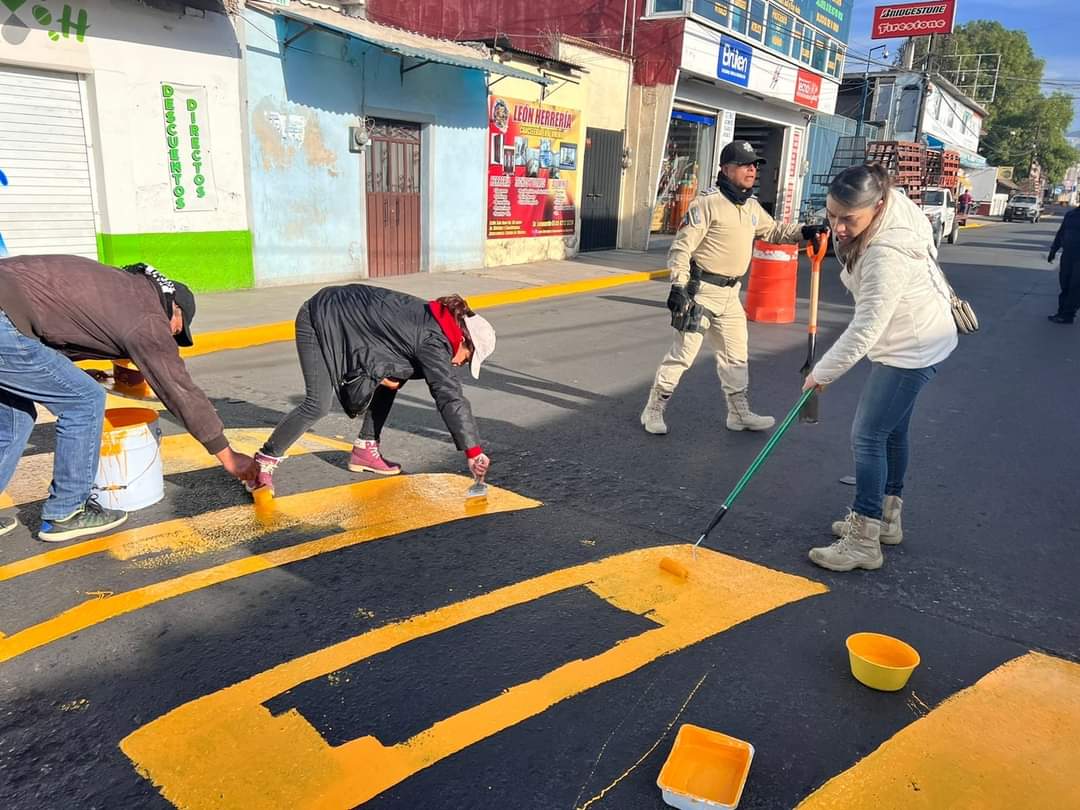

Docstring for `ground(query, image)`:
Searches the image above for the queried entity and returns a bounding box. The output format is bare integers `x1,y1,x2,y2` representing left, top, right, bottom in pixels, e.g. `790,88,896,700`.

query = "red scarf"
427,300,463,354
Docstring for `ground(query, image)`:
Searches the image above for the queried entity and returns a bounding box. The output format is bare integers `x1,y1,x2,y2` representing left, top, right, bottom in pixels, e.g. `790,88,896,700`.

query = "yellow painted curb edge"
80,268,668,367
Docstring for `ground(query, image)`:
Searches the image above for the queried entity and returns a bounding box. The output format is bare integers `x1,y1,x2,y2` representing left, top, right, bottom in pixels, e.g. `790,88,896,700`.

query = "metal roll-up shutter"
0,64,98,259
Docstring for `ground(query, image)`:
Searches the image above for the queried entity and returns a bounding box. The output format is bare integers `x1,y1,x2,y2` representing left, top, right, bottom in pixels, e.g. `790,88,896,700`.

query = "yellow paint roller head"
659,556,689,580
252,487,274,507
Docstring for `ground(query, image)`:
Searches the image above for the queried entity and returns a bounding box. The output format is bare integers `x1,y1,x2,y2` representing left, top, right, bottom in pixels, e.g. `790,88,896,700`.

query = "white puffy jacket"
812,189,958,385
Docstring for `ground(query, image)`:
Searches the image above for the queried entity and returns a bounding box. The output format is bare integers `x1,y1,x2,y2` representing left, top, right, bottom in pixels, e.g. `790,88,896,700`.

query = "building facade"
0,0,253,290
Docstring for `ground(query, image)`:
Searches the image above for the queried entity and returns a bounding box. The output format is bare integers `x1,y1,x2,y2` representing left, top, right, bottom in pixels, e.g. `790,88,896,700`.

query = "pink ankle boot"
348,440,402,475
246,450,283,494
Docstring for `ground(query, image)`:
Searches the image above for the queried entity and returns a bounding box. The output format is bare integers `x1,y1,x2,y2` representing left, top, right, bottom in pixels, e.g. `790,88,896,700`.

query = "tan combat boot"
640,387,671,435
725,390,775,431
832,495,903,545
810,511,884,572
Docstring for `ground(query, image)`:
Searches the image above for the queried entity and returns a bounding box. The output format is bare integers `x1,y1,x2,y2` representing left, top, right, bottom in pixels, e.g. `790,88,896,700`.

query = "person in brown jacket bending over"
0,255,257,543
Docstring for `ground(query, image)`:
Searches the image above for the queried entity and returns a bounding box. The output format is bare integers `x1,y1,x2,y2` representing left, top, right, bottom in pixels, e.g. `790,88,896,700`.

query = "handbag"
929,257,979,335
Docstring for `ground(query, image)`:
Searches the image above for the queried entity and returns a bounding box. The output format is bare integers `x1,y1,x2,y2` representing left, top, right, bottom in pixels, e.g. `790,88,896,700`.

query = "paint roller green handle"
693,388,816,548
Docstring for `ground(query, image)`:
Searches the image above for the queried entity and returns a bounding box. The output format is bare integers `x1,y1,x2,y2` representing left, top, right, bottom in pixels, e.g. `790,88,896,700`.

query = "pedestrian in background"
0,256,257,542
1047,205,1080,324
803,164,957,572
249,286,495,494
640,141,828,436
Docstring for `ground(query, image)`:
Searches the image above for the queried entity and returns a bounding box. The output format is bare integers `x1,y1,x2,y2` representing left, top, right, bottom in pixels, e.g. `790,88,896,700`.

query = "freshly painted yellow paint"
798,652,1080,808
0,474,539,662
1,428,350,509
120,545,826,809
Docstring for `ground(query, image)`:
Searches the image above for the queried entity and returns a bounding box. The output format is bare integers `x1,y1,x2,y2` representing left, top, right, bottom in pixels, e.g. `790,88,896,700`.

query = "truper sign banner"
487,96,580,239
871,1,956,40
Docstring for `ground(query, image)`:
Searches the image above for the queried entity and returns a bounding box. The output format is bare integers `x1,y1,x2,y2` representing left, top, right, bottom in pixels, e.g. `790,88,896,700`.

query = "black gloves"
1048,253,1057,264
802,224,830,250
667,285,690,313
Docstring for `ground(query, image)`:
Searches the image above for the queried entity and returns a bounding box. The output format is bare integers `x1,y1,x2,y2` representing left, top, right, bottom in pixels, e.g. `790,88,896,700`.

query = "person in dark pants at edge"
249,286,495,494
803,165,957,572
0,255,258,542
1047,205,1080,324
640,140,829,436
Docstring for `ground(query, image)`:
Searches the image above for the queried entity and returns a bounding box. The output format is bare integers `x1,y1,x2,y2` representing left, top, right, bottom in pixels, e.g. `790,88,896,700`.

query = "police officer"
641,141,828,434
1048,205,1080,324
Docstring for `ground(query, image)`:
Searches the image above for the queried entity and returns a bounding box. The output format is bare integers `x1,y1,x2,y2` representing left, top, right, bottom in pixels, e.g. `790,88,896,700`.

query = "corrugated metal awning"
255,2,551,86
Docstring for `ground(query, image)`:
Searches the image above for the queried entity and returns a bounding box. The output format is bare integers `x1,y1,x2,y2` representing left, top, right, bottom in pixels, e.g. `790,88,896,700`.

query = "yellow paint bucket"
846,632,921,692
93,408,164,512
657,724,754,809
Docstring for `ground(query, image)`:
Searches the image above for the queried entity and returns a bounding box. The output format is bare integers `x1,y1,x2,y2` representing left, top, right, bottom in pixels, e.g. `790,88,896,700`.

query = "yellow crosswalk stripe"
120,545,827,809
0,474,539,662
797,652,1080,808
1,428,351,508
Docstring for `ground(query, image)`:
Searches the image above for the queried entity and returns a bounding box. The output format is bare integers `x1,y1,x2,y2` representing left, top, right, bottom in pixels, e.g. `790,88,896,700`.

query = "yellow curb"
961,221,986,229
79,268,668,368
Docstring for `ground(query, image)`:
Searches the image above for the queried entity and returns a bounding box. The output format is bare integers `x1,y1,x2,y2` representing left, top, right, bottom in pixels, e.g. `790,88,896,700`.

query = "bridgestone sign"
872,0,956,39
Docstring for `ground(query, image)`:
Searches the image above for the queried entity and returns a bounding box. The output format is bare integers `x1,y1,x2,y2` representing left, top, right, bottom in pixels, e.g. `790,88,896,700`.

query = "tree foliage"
905,21,1078,182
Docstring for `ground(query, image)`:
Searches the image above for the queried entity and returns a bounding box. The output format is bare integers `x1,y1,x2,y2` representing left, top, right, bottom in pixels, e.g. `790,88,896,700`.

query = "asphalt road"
1,214,1077,809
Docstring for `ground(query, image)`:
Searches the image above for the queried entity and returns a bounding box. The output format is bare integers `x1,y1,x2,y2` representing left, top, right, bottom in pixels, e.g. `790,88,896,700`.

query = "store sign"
486,96,579,239
782,128,802,223
717,35,752,87
160,83,216,212
794,69,821,109
697,0,854,46
871,1,956,40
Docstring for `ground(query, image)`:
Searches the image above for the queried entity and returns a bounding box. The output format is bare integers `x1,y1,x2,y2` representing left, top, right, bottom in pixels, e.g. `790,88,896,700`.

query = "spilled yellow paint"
0,474,539,662
797,652,1080,808
120,545,826,809
0,428,350,508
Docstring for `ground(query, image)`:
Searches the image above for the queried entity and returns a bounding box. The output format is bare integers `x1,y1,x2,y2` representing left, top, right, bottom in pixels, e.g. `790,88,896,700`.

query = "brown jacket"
0,254,226,454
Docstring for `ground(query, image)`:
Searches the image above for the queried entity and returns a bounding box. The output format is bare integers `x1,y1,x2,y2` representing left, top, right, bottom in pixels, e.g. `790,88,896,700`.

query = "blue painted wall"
244,9,488,285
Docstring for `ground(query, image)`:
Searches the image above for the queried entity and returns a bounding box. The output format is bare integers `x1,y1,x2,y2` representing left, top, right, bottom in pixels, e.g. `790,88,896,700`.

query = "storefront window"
651,0,685,13
765,6,792,55
747,0,766,41
811,31,828,72
652,111,717,235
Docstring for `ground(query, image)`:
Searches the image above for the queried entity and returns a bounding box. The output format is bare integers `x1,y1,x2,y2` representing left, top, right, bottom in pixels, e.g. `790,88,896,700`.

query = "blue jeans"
852,363,938,520
0,311,105,520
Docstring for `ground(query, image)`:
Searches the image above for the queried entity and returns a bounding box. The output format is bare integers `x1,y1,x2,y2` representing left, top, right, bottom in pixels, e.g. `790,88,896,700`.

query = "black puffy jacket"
1050,207,1080,258
306,284,481,452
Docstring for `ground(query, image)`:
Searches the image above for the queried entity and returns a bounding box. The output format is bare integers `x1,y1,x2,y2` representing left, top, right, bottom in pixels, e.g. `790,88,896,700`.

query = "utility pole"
913,34,934,144
857,44,889,137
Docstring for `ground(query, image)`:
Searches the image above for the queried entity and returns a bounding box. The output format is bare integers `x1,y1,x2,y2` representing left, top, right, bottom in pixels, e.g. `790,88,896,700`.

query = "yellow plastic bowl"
846,632,921,691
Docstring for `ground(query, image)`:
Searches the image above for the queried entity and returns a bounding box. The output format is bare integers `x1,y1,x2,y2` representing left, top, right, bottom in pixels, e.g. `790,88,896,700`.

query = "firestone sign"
871,0,956,40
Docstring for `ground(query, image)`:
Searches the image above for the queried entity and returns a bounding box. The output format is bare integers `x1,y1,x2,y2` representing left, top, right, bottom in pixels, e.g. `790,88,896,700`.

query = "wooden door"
366,120,421,277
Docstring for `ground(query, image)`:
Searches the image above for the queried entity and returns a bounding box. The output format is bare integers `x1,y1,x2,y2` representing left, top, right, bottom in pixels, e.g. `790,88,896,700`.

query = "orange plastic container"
657,724,755,809
744,240,798,323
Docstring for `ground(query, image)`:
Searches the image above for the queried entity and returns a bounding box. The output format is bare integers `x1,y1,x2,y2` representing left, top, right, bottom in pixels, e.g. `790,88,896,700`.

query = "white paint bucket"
93,407,164,512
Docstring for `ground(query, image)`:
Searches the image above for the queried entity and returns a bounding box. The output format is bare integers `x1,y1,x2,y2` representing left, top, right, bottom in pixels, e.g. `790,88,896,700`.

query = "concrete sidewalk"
191,248,669,334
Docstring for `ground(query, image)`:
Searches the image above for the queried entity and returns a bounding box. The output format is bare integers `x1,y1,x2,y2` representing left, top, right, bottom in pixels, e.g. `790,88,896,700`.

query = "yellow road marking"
0,474,539,662
120,545,826,809
797,652,1080,808
1,428,350,509
71,270,669,363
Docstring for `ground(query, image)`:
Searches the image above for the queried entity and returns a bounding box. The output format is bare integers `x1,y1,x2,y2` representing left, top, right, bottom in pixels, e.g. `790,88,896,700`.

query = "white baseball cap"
464,314,496,379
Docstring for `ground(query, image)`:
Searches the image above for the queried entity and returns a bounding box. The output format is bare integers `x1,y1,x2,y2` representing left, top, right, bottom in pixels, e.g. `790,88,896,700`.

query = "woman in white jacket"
803,164,958,572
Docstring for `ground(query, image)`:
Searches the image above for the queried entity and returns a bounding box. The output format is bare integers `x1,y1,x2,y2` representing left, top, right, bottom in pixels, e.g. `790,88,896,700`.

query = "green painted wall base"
96,231,254,292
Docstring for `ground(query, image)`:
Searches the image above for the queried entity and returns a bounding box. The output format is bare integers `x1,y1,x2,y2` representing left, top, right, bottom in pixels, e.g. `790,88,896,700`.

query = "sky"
845,0,1080,132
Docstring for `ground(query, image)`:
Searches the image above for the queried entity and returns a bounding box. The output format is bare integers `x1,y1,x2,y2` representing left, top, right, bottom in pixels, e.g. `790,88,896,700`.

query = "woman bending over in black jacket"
249,286,495,494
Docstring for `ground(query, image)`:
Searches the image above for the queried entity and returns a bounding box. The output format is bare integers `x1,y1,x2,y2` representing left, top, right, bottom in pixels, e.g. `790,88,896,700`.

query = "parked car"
1004,195,1042,223
922,187,959,247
